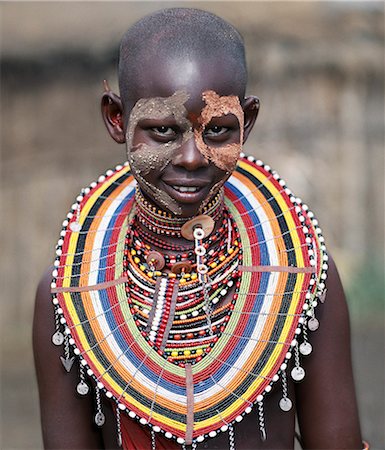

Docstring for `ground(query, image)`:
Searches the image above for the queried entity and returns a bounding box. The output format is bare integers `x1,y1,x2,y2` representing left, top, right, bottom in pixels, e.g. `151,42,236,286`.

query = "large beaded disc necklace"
50,154,328,449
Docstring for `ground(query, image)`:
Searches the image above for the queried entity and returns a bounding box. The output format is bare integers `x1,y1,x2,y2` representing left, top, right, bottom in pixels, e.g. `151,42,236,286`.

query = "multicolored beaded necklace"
50,155,328,449
124,195,241,367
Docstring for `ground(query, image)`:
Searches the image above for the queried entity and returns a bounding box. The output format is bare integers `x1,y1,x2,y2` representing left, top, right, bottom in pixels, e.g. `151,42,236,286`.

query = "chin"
177,204,202,219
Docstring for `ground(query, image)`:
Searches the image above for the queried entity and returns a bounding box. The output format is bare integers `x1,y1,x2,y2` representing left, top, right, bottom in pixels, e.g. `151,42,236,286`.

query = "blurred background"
1,1,384,448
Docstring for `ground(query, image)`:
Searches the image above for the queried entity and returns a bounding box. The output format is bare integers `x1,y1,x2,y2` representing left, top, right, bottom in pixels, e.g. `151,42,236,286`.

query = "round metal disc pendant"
279,397,293,411
291,366,305,382
146,251,165,270
308,317,319,331
181,215,215,240
95,411,105,427
69,221,82,232
171,261,192,274
52,331,64,346
299,341,313,356
76,381,90,396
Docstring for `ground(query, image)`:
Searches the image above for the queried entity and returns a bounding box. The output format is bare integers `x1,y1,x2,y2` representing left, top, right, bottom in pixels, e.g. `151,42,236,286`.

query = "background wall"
1,1,384,448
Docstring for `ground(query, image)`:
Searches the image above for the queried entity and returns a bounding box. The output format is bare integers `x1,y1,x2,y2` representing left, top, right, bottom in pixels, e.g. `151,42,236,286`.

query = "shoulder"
33,267,55,350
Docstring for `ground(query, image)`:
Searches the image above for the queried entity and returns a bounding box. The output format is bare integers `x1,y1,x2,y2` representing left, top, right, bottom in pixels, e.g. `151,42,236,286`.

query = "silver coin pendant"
52,331,64,346
76,381,89,396
95,411,105,427
291,366,305,381
279,397,292,411
308,317,319,331
299,341,313,356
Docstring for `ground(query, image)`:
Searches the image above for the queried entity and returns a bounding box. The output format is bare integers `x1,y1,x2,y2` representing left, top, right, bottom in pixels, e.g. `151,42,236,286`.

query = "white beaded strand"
228,423,236,450
257,399,267,441
279,369,292,411
116,405,122,447
76,364,90,395
151,429,156,450
94,386,105,426
291,343,305,382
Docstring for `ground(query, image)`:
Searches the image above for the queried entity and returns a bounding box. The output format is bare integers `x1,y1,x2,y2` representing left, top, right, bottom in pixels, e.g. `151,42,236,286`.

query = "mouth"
171,185,201,193
161,180,210,204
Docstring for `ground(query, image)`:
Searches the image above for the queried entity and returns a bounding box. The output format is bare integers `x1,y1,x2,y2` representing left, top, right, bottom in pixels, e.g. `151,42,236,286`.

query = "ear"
101,88,125,144
242,96,260,144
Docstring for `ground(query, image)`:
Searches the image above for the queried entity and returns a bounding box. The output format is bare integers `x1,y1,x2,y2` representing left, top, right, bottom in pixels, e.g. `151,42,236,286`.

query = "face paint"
126,91,193,215
127,90,244,217
194,90,244,173
195,91,244,212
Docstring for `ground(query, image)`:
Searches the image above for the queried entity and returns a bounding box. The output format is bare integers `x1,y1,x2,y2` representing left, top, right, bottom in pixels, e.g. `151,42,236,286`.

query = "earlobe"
242,96,260,144
101,80,126,144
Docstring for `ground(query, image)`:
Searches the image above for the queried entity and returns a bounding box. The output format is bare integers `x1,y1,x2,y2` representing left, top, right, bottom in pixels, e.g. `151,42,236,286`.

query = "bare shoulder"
33,269,103,449
295,255,362,449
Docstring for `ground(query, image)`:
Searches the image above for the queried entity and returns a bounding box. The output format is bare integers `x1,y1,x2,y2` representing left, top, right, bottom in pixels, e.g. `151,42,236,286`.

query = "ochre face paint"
194,90,244,173
126,90,244,216
126,91,193,215
195,91,244,212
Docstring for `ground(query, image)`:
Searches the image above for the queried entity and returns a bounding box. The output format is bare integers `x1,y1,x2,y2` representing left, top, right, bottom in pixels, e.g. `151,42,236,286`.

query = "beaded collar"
51,154,328,448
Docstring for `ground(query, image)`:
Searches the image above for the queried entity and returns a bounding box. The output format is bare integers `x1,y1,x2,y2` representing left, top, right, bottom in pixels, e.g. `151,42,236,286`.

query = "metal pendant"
308,317,319,331
117,434,122,447
299,341,313,356
60,356,75,372
279,397,292,411
52,331,64,346
76,380,90,396
291,366,305,382
95,411,106,427
319,288,327,303
180,215,214,240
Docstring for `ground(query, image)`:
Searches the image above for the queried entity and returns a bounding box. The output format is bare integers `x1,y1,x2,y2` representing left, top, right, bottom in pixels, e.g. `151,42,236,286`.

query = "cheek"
193,129,242,173
128,142,175,177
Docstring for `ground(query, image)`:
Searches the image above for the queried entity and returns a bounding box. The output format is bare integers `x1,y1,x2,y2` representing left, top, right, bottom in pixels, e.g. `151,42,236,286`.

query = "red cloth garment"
121,413,180,450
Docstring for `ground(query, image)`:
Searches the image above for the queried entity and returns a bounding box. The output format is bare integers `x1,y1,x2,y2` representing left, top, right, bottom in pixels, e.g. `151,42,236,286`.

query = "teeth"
172,186,199,193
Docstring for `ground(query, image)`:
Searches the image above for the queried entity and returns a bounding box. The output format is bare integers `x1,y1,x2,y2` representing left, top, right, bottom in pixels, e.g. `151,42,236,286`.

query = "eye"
151,126,176,137
204,126,229,137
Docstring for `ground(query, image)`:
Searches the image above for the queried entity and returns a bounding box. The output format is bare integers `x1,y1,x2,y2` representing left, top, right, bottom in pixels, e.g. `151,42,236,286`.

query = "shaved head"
118,8,247,108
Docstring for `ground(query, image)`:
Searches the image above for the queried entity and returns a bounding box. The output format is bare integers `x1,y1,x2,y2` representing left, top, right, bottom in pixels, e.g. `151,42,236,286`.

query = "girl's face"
126,89,244,217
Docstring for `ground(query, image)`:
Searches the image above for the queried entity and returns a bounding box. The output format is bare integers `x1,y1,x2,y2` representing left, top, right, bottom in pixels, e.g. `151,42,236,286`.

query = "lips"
161,179,210,204
172,186,200,193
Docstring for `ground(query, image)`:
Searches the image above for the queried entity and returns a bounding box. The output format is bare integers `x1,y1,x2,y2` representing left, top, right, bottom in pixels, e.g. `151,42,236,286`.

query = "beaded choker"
135,186,224,237
50,155,328,449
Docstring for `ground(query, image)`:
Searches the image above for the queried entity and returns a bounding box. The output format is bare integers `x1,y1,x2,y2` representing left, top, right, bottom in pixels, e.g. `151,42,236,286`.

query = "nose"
172,136,209,171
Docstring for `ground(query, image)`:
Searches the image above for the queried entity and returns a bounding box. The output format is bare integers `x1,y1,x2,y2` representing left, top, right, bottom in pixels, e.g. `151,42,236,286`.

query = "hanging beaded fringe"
116,406,122,447
291,342,305,382
279,369,292,411
257,400,267,441
228,423,235,450
94,385,105,426
151,429,156,450
77,364,89,395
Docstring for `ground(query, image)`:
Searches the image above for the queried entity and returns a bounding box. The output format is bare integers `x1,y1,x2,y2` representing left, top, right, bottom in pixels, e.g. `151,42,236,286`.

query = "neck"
134,187,225,245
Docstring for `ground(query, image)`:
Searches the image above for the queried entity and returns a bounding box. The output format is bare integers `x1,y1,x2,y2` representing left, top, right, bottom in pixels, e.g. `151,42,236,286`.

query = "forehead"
121,55,243,115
